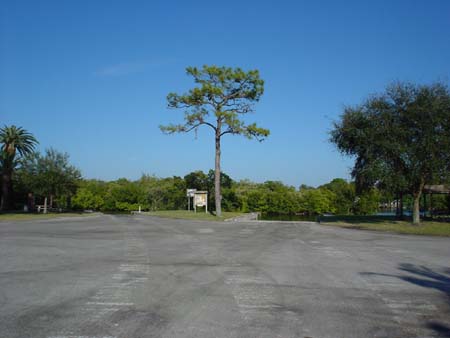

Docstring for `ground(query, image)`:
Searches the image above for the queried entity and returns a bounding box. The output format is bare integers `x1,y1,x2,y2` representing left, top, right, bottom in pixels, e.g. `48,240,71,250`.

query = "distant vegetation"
6,153,450,217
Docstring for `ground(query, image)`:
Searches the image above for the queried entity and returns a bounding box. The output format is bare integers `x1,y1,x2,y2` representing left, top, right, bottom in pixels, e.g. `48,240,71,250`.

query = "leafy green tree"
19,148,81,208
234,179,302,214
320,178,355,214
299,184,314,191
234,179,260,212
261,180,294,193
221,187,241,211
72,179,108,210
420,193,449,215
353,188,381,215
184,170,208,191
80,179,109,198
72,188,104,210
102,179,143,211
246,190,268,212
207,169,233,190
138,175,186,211
0,125,38,210
264,191,301,214
300,188,337,215
331,82,450,224
160,176,187,210
139,175,167,211
160,65,270,216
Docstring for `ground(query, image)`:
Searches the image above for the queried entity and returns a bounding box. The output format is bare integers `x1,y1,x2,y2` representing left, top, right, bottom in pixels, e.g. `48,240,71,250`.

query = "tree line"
72,175,382,215
3,142,449,216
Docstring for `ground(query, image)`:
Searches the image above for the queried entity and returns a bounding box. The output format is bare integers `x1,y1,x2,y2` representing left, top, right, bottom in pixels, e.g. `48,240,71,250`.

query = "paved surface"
1,214,449,338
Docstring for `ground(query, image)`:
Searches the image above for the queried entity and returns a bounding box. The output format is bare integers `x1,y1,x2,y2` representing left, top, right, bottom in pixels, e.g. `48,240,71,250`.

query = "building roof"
423,185,450,194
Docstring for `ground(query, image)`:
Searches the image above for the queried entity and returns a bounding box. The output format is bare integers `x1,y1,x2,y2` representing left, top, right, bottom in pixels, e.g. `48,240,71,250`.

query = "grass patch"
0,212,92,221
140,210,244,221
320,217,450,236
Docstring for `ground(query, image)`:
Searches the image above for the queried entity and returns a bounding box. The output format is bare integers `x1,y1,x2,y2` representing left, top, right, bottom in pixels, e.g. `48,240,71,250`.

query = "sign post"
186,189,197,211
193,191,208,213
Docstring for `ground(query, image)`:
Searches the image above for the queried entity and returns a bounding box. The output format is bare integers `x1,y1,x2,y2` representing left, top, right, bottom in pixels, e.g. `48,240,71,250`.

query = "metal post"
44,197,48,214
430,193,433,219
423,193,427,218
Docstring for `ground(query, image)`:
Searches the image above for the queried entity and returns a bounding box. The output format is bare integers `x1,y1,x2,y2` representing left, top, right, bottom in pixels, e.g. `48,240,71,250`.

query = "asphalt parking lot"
1,214,449,338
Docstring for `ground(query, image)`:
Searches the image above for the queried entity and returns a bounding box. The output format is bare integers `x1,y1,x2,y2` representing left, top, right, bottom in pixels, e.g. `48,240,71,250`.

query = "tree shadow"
361,263,450,337
427,321,450,337
396,263,450,295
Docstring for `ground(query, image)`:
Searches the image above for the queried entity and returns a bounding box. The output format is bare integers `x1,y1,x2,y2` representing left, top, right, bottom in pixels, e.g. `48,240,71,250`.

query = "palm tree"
0,126,38,210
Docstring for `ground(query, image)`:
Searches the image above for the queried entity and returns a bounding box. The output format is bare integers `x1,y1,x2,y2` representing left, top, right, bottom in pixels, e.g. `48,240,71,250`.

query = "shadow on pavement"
397,263,450,295
361,263,450,337
427,321,450,337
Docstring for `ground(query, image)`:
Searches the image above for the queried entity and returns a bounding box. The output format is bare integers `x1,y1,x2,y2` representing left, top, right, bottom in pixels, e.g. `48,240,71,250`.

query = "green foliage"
207,170,233,189
353,188,381,215
319,178,355,214
0,125,38,163
263,180,296,193
424,194,450,214
184,171,208,191
12,146,386,216
236,180,301,214
265,191,302,214
158,176,187,210
160,65,269,140
221,187,241,211
16,148,81,208
72,188,104,210
0,125,38,210
331,81,450,223
102,179,144,211
71,180,107,210
299,184,314,191
137,175,166,211
300,188,337,215
244,190,266,212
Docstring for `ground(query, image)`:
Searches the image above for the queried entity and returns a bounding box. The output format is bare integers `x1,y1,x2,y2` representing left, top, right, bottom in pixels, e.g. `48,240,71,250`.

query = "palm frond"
0,125,39,162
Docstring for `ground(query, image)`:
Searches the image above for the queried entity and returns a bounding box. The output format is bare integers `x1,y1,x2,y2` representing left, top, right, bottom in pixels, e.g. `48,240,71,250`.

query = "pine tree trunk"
214,133,222,217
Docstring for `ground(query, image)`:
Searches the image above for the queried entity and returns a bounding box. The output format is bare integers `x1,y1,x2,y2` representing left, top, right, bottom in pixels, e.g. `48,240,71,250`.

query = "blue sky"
1,0,449,187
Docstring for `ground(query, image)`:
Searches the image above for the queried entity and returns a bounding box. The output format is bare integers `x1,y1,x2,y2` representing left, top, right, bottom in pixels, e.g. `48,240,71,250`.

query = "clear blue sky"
1,0,449,187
